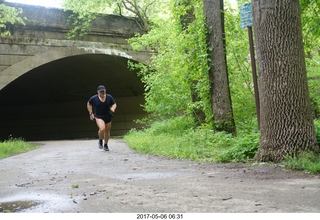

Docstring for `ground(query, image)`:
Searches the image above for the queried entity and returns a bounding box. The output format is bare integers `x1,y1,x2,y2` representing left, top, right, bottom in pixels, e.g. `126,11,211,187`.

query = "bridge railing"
5,2,145,38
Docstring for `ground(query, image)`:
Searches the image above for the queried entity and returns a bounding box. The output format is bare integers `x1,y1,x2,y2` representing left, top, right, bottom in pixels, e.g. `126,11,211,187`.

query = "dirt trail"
0,139,320,213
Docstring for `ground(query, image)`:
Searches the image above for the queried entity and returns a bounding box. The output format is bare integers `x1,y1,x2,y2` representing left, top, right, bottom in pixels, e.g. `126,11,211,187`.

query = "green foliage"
215,132,260,162
300,0,320,48
125,0,320,166
0,4,25,36
61,0,320,170
126,0,319,167
300,1,320,108
63,0,169,38
124,116,260,162
63,0,109,38
306,52,320,114
314,120,320,145
0,136,40,159
141,116,195,135
124,116,235,161
294,1,320,124
128,0,212,123
128,60,193,118
224,2,259,134
282,151,320,174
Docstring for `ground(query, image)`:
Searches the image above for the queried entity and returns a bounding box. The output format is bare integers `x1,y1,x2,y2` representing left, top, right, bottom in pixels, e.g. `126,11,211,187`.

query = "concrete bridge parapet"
6,1,144,38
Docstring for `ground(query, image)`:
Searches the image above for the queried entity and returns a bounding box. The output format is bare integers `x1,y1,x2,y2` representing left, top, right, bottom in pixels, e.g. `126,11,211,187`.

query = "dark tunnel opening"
0,54,147,141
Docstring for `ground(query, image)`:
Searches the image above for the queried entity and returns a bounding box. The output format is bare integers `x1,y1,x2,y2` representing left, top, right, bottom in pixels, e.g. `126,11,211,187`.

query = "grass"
124,129,259,163
0,137,40,159
124,116,320,174
123,116,258,163
282,151,320,174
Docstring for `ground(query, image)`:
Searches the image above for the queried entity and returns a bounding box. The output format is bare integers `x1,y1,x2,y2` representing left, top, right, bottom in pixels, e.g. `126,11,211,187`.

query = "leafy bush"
144,116,195,136
314,120,320,145
124,116,258,162
214,132,260,162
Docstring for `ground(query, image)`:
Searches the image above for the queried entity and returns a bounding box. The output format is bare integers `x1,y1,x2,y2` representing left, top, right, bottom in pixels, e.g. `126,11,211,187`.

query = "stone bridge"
0,2,151,141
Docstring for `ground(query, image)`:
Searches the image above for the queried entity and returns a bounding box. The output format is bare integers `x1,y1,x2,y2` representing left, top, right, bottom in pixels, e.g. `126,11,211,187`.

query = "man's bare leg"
104,122,112,150
95,118,105,148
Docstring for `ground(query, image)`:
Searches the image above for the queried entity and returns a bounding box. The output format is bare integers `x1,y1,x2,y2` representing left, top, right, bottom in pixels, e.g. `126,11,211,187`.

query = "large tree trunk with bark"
203,0,236,134
252,0,319,162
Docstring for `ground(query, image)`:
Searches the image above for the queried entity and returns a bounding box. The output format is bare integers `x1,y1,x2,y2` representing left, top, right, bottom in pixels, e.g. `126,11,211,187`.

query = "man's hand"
110,104,117,113
89,113,95,121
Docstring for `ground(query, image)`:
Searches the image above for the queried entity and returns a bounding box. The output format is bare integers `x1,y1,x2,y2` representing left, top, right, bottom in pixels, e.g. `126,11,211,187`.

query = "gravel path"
0,139,320,213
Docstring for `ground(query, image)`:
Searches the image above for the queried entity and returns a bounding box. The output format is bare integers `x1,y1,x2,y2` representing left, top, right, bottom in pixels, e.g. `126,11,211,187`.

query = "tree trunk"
203,0,236,134
252,0,319,162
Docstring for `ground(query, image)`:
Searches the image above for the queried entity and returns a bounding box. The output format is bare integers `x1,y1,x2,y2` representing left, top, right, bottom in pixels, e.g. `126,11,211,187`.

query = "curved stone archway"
0,44,150,90
0,52,147,141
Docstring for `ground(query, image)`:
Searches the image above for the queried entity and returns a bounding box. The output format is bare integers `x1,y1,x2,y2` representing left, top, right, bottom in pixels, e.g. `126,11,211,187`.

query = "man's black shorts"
94,114,113,123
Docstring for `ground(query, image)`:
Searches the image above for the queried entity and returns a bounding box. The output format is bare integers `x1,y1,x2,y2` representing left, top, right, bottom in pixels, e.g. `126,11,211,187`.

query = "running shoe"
98,140,103,149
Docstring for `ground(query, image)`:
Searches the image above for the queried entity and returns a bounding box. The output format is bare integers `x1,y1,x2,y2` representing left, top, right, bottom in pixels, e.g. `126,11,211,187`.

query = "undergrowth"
282,151,320,174
0,136,40,159
124,116,259,163
124,117,320,174
281,120,320,174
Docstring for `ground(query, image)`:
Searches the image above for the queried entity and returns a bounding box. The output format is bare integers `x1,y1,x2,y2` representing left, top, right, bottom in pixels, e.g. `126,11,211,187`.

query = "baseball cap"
97,85,106,91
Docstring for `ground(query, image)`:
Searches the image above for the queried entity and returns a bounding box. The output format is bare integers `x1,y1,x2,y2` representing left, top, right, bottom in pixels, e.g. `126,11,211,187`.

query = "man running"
87,85,117,151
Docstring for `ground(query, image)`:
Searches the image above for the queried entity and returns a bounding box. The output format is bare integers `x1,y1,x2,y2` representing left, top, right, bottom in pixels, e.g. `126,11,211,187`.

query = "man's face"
98,90,106,96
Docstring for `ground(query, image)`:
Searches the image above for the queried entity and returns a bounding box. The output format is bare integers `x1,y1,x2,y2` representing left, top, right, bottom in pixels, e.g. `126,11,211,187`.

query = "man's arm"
87,102,94,120
110,103,117,113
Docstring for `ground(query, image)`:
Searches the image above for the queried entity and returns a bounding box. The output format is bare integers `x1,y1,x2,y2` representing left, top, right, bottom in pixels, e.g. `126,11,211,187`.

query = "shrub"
215,132,260,162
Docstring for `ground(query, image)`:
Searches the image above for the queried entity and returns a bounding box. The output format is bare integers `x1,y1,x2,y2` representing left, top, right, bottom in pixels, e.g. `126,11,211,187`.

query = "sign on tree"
240,3,253,29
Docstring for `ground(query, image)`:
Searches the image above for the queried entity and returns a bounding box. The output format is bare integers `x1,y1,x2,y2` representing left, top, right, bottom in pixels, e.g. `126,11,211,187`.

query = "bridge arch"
0,45,150,90
0,3,151,141
0,50,148,141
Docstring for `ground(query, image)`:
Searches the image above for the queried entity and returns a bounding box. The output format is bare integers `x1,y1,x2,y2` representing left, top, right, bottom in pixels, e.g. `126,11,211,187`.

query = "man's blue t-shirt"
88,94,116,118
